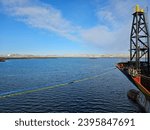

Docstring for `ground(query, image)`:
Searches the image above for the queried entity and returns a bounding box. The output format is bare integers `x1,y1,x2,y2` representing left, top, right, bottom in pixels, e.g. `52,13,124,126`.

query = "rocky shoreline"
0,57,6,62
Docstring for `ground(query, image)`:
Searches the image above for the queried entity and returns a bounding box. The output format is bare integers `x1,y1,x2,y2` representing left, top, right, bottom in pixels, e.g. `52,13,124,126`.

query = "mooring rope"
0,67,115,99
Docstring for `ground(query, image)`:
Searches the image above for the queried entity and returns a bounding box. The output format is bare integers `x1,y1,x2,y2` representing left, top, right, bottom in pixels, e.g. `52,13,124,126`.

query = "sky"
0,0,150,55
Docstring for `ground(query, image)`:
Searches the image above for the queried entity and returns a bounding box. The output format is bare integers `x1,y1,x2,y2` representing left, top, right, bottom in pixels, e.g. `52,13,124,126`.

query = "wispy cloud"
80,24,130,52
81,26,116,45
0,0,79,41
0,0,149,53
80,0,149,53
97,10,115,22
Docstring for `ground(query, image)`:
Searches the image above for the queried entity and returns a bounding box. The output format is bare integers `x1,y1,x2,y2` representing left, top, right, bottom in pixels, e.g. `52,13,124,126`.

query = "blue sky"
0,0,150,55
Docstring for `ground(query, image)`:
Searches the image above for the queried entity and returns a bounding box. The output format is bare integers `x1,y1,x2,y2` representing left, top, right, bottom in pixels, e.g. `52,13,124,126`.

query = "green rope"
0,67,115,99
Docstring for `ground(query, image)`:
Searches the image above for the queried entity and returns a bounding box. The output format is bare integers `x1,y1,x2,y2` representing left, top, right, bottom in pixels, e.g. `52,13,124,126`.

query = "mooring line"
0,67,115,99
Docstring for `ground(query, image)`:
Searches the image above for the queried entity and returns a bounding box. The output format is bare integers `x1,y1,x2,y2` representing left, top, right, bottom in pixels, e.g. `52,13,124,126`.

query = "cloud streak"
0,0,79,41
0,0,149,53
80,0,150,53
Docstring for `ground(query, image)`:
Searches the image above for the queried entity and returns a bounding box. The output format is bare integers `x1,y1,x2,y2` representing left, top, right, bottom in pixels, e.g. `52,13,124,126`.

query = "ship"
116,5,150,112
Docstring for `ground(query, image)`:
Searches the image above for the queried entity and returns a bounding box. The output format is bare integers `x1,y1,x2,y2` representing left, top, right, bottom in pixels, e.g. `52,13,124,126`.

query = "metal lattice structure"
130,5,149,71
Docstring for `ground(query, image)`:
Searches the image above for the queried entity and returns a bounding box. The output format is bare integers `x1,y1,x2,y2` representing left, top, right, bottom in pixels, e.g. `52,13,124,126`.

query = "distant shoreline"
0,57,6,62
0,55,129,61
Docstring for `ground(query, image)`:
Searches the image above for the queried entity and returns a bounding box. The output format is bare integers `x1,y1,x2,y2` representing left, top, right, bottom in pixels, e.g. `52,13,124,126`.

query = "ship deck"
116,62,150,97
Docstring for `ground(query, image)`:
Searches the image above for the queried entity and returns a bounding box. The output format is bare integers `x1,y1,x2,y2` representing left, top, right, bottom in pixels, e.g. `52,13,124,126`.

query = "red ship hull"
116,62,150,98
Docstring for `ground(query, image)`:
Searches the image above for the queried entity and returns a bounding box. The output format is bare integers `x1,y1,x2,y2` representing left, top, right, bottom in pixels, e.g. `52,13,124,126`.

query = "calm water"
0,58,143,112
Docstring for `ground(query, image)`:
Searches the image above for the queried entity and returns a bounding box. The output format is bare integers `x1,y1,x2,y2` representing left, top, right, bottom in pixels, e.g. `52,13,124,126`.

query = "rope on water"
0,67,115,99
